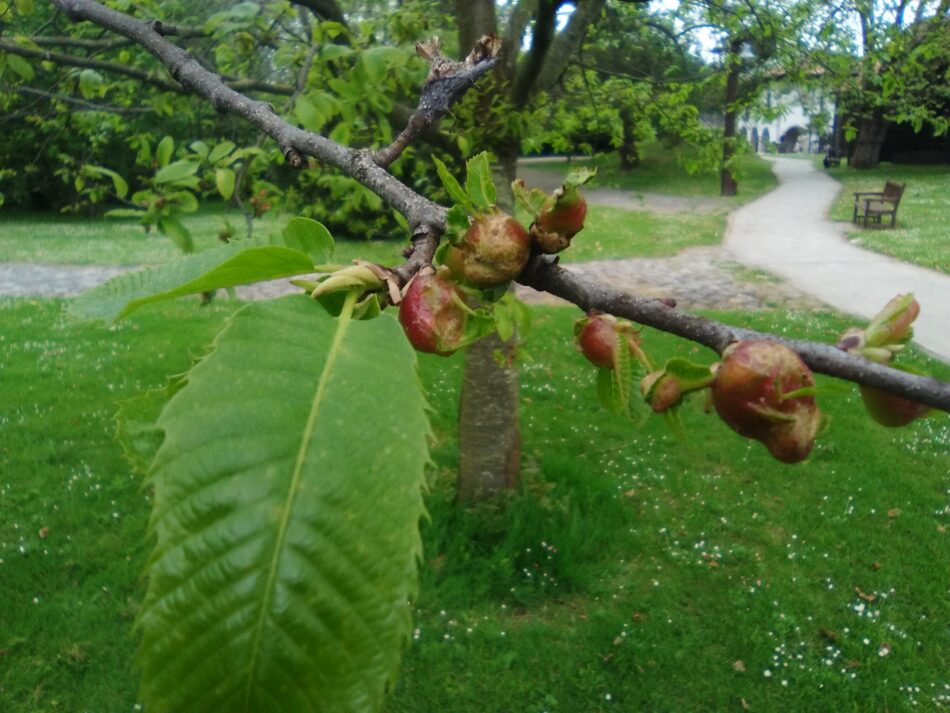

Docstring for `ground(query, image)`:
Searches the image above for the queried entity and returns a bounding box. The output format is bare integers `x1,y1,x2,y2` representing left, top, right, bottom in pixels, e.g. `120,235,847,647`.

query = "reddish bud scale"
859,386,930,427
712,341,820,464
445,212,531,288
398,273,468,356
538,188,587,239
575,313,639,370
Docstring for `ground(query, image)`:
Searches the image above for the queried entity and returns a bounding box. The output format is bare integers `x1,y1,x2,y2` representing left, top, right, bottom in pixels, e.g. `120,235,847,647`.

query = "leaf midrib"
241,292,357,709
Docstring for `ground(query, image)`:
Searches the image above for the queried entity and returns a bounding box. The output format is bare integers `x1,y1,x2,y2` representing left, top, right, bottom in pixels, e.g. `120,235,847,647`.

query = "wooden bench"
852,180,905,228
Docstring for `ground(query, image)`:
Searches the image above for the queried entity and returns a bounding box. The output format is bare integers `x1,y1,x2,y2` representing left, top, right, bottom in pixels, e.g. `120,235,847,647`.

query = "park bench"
823,151,841,168
852,180,905,228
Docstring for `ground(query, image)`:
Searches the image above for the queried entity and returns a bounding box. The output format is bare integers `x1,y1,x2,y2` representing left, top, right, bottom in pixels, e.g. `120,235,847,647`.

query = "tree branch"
8,84,154,114
374,36,500,168
50,0,950,414
518,256,950,412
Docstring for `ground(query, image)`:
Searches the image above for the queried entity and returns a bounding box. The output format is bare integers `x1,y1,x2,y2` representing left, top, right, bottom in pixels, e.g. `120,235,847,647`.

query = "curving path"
726,158,950,362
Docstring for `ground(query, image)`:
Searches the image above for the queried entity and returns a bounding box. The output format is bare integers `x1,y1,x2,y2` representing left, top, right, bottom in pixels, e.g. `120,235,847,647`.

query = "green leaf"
596,368,626,416
158,217,194,254
512,180,547,219
279,217,334,264
207,141,236,165
15,0,34,14
156,136,174,167
7,53,34,80
320,44,350,62
104,208,146,219
444,204,470,244
494,301,514,342
465,152,495,211
136,296,429,713
71,242,315,321
295,95,326,132
84,165,129,199
189,141,210,160
432,155,475,214
155,160,199,185
116,377,187,476
563,167,597,190
215,167,236,200
78,69,103,98
167,190,199,213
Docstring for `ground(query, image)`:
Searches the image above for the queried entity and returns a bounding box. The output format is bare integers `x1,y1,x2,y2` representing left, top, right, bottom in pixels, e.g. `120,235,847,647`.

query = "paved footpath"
726,157,950,363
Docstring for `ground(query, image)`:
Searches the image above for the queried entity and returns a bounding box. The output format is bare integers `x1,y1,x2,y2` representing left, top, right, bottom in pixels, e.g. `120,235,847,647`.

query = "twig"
518,255,950,411
374,35,501,168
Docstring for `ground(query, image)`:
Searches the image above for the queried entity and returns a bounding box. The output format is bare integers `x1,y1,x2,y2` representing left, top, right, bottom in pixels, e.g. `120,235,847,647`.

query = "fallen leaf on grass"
855,586,876,603
819,627,838,643
732,660,746,673
887,508,901,518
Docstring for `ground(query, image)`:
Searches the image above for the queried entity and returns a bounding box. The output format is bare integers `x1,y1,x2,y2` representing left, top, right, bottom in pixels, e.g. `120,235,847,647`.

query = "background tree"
810,0,950,168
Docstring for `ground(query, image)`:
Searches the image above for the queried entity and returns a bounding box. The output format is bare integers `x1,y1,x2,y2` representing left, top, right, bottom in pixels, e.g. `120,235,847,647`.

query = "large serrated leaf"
136,296,430,713
70,242,314,321
465,152,496,211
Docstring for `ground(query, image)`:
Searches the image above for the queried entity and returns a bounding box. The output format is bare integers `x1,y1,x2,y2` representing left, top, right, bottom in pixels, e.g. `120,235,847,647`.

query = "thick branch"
519,256,950,412
288,0,348,25
517,0,605,103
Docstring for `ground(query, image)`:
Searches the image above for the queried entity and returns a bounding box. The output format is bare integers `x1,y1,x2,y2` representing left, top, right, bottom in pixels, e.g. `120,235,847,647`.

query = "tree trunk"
455,152,522,504
720,41,741,197
850,113,889,169
618,106,639,171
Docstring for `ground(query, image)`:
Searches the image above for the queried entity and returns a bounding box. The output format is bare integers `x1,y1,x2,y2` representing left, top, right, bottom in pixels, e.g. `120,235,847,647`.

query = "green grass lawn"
1,143,777,270
827,164,950,274
526,141,779,203
1,298,947,712
0,205,408,268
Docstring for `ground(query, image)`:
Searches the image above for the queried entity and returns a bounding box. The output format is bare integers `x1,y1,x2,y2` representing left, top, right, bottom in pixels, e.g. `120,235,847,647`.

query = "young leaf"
7,54,34,80
207,140,236,165
155,160,200,185
596,368,626,416
70,242,315,321
512,179,548,219
84,165,129,199
215,167,236,200
157,217,194,254
432,155,475,214
136,297,430,713
279,217,334,264
465,152,496,211
155,136,174,168
444,203,470,244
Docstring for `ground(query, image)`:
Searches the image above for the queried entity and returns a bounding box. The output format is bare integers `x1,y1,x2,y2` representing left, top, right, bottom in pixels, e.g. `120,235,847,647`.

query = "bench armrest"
854,191,884,199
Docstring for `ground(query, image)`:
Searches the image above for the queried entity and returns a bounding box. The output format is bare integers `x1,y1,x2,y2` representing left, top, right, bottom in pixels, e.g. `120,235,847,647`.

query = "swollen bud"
574,312,643,370
398,272,470,356
712,341,821,464
858,386,931,428
444,210,531,288
529,167,595,254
